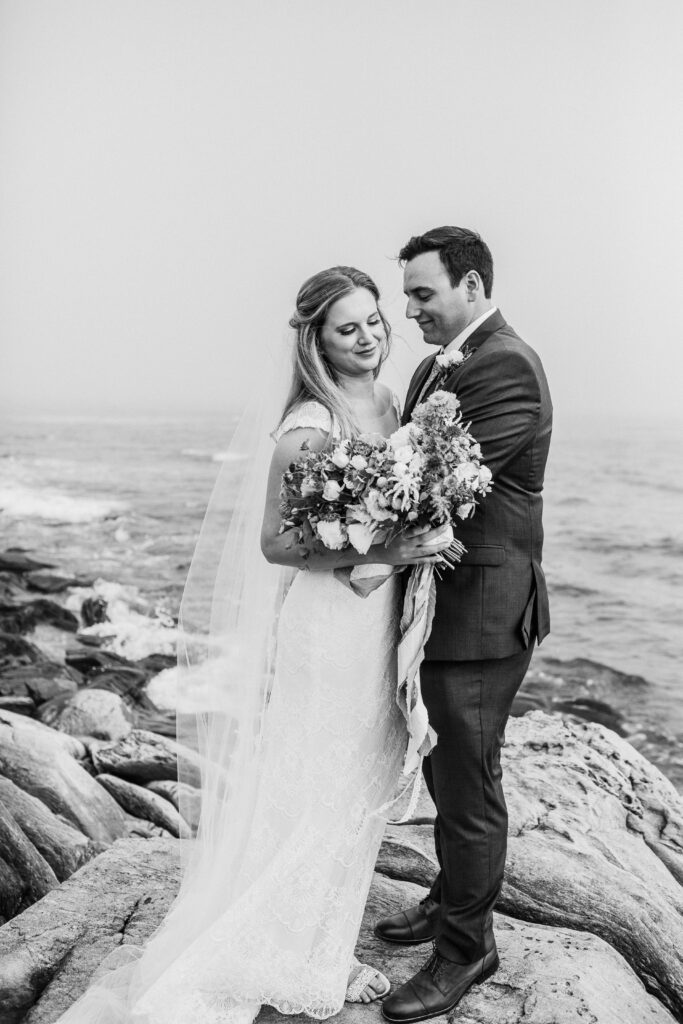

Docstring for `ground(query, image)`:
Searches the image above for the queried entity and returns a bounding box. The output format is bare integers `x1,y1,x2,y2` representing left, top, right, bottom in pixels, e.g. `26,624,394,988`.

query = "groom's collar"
442,306,501,357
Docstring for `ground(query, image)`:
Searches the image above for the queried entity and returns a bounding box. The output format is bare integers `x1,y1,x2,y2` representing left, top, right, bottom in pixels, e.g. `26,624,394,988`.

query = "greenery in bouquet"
279,390,492,560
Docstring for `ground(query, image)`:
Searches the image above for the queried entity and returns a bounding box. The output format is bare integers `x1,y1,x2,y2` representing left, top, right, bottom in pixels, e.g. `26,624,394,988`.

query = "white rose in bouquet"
347,522,376,554
330,446,350,469
322,480,342,501
316,519,347,549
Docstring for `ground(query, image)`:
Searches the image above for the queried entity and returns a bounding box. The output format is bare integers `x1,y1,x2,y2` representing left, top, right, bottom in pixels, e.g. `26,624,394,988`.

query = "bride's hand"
378,524,453,566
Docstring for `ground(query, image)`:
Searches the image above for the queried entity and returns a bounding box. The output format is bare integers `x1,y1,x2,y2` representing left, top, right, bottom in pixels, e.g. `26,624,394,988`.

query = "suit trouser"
420,645,535,964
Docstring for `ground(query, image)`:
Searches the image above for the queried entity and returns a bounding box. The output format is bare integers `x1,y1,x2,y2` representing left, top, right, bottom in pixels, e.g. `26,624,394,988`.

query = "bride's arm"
260,428,447,571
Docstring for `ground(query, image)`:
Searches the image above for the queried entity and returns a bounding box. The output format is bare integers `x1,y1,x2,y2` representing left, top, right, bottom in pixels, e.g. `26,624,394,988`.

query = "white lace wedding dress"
129,400,406,1023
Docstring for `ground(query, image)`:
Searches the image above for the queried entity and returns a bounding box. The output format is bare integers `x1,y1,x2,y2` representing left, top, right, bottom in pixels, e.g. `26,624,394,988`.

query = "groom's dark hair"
399,226,494,298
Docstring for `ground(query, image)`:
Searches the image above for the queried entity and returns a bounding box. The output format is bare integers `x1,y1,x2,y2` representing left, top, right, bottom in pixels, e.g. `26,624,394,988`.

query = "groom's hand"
379,524,452,566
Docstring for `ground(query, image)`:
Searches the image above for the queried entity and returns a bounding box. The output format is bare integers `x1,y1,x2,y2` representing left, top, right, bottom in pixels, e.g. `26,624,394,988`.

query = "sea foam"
0,484,127,523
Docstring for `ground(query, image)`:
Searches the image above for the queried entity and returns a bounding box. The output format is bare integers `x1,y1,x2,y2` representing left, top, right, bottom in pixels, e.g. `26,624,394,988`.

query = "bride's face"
319,288,386,378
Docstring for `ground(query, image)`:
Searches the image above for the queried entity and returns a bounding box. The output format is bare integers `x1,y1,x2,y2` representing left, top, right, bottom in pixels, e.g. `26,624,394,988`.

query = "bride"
55,266,449,1023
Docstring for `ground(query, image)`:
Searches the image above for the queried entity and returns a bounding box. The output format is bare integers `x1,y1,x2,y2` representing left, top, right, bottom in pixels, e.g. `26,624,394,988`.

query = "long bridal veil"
55,345,293,1023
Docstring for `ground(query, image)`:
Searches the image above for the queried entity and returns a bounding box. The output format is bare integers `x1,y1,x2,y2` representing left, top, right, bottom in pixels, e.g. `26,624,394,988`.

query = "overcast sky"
1,0,682,422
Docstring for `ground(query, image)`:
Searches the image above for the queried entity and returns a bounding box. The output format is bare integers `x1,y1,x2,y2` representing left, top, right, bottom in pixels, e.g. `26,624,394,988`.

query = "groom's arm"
455,347,541,477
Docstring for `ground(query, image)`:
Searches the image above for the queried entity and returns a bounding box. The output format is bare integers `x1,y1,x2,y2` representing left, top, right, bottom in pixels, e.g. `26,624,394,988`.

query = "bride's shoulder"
272,400,333,442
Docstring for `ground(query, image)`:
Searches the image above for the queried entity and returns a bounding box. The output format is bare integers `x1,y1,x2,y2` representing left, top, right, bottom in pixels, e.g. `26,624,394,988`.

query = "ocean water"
1,412,682,786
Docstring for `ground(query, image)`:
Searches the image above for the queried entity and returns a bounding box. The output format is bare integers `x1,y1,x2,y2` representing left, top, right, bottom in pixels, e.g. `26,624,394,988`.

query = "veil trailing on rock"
55,343,294,1023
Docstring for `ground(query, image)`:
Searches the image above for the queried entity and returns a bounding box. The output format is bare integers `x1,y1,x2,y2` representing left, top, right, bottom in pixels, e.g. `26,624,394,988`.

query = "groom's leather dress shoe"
374,896,439,945
381,946,499,1023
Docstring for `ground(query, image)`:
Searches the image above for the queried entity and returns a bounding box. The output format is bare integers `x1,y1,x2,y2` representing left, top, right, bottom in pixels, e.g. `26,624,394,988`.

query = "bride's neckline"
349,387,398,435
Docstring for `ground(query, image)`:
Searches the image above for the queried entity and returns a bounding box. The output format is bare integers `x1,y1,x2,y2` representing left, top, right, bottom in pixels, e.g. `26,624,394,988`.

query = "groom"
377,227,552,1021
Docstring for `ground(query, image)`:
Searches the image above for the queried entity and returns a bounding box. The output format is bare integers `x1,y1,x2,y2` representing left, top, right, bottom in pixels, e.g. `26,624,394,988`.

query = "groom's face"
403,251,472,347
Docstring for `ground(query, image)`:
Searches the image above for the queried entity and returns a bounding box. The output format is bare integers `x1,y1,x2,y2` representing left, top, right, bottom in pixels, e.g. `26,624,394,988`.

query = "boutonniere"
434,346,471,374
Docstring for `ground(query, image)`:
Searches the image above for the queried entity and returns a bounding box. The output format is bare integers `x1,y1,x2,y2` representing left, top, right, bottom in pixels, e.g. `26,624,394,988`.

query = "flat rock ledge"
0,711,681,1023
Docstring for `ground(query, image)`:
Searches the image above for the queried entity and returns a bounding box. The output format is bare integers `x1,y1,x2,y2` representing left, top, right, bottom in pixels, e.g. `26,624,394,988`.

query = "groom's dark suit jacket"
402,310,552,662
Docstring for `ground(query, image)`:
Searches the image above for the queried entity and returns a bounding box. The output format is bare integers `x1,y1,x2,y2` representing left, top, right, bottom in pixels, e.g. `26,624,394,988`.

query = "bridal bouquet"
279,390,491,558
279,390,492,802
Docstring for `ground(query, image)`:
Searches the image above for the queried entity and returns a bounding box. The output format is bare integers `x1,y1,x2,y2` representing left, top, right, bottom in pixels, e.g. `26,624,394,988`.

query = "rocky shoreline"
0,548,682,1023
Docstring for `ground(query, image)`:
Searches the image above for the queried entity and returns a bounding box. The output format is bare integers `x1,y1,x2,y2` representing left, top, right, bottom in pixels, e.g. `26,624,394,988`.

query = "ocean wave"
181,448,247,463
0,484,127,523
581,534,683,558
550,582,600,598
65,578,178,660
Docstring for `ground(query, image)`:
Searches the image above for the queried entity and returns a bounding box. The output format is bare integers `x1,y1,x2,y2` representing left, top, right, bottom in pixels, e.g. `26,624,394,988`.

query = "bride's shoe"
346,959,391,1003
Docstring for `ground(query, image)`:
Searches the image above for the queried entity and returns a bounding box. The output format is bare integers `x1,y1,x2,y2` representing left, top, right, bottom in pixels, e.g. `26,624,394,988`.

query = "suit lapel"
403,354,436,423
435,310,509,393
403,312,508,423
460,309,506,354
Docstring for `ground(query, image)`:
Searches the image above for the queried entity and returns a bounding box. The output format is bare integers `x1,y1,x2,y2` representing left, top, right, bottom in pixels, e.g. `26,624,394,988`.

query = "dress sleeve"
391,390,402,422
272,401,336,442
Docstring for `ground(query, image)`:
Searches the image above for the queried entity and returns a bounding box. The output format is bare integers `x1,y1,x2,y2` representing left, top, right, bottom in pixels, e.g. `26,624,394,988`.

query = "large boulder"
379,711,683,1020
146,779,201,831
6,851,675,1024
0,779,97,882
0,634,79,705
0,601,78,636
0,553,54,575
90,728,203,787
38,688,134,741
0,838,179,1024
96,774,192,838
0,711,127,846
0,712,681,1023
24,571,92,595
0,802,58,923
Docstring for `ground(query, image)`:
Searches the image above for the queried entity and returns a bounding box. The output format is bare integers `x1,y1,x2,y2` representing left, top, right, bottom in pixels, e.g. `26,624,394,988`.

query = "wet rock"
516,655,647,736
90,728,203,787
0,601,79,636
39,688,134,741
0,632,81,705
0,633,45,670
24,570,93,594
131,705,177,738
136,652,176,675
0,710,127,845
81,596,108,627
65,646,146,681
0,663,79,705
0,697,35,716
0,575,31,604
0,552,54,575
73,632,106,647
96,774,192,838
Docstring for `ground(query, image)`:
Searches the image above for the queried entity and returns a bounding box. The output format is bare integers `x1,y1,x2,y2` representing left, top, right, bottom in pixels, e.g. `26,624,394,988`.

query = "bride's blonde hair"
279,266,391,440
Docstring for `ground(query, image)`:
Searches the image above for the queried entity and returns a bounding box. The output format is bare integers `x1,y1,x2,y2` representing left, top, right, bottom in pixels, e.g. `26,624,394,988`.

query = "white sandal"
346,960,391,1003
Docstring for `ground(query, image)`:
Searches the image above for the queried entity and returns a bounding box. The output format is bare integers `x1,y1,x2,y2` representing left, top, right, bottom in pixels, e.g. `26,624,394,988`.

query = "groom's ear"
464,270,481,300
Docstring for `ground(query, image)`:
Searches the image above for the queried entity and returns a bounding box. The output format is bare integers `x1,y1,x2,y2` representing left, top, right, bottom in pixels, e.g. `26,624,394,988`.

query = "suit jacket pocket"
458,545,506,566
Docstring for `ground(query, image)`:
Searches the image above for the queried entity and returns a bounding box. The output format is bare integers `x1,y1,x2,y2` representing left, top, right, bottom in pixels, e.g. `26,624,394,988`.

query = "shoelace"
423,943,442,979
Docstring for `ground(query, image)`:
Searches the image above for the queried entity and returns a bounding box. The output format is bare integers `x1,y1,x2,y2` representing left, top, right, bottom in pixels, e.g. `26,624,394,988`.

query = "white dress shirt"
442,306,498,356
415,307,499,406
